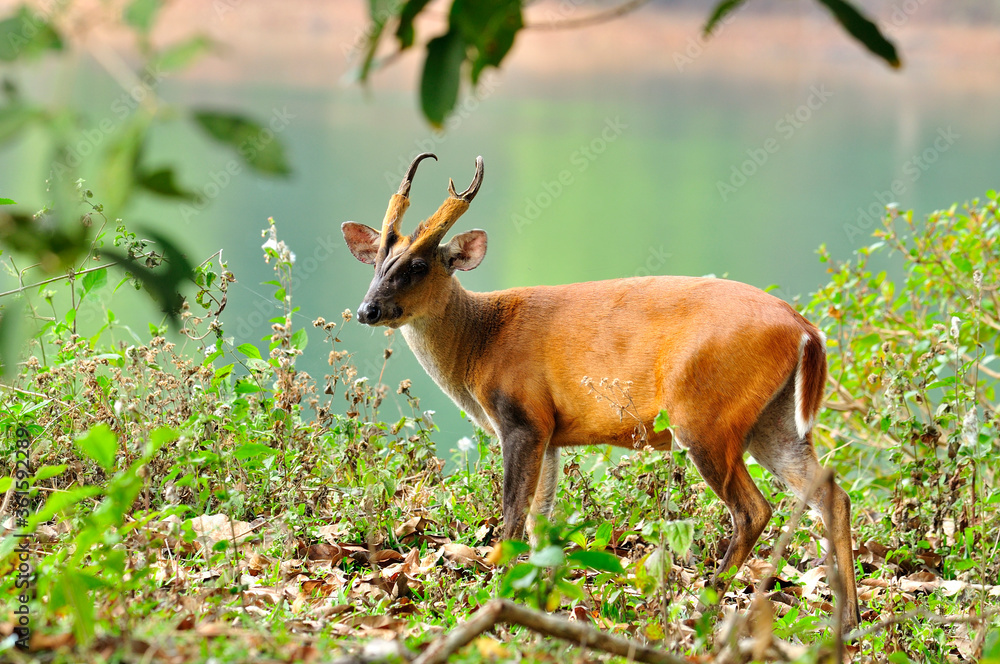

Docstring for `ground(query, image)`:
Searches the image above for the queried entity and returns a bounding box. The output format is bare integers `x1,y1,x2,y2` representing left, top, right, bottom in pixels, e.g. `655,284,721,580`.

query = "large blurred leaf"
449,0,521,83
136,166,198,200
703,0,746,35
0,209,89,270
420,29,466,128
0,6,63,62
99,119,147,212
817,0,900,68
395,0,433,50
192,110,291,176
124,0,162,34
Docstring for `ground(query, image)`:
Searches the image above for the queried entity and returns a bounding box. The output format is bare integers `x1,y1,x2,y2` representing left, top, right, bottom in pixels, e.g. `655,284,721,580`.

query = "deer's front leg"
494,396,552,541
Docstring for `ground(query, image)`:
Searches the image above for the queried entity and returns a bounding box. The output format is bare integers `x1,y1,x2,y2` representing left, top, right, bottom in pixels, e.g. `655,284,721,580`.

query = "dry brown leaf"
394,515,429,538
246,552,273,576
306,543,348,563
796,566,828,600
189,514,260,548
442,542,491,571
900,571,940,593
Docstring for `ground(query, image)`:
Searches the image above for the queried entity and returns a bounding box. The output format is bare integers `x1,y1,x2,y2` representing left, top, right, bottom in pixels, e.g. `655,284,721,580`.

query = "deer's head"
342,153,486,327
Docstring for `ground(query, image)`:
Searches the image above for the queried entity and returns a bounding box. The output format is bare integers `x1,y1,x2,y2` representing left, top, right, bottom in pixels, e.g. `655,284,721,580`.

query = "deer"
341,152,860,628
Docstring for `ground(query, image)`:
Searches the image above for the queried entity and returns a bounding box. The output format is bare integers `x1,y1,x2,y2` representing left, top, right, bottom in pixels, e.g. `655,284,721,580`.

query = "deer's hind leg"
747,378,860,629
682,429,773,589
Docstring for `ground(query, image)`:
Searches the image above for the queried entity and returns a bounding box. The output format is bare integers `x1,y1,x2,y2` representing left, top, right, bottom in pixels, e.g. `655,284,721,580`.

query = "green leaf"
703,0,746,35
566,549,625,574
0,6,64,62
449,0,521,83
34,464,67,481
233,442,278,460
501,563,537,593
153,35,212,72
237,342,262,360
420,29,466,128
192,110,291,176
653,409,671,433
28,485,103,528
593,522,613,550
395,0,433,49
150,426,178,450
816,0,900,68
135,167,198,200
234,379,263,394
74,423,118,472
528,544,564,568
950,253,972,275
0,477,10,492
491,539,530,566
291,328,308,352
0,197,15,205
664,519,695,558
80,268,108,301
124,0,162,33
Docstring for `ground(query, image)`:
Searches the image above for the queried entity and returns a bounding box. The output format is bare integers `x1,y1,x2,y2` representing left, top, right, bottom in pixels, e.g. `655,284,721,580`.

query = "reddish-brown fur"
342,154,860,629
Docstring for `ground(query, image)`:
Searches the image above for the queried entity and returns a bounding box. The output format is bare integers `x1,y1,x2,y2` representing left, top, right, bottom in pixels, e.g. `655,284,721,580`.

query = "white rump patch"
794,332,813,439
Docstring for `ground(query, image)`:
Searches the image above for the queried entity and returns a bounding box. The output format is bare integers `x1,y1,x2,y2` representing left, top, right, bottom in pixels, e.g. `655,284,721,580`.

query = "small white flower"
950,316,961,340
262,237,279,253
286,249,296,264
422,410,435,428
457,436,474,452
962,409,979,447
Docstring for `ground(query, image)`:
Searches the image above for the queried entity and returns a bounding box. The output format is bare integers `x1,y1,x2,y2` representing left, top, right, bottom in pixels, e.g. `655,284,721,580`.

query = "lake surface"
3,7,999,450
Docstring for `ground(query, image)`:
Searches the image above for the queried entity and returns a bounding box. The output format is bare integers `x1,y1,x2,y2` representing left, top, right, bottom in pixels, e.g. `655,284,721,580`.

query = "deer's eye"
410,260,428,275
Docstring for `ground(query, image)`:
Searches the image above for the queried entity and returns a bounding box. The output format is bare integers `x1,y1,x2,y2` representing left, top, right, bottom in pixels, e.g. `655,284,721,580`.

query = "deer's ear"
442,230,487,272
342,222,381,265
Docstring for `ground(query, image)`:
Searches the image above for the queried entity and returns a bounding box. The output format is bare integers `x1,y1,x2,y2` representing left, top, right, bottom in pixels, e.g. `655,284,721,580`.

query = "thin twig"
0,262,119,299
525,0,651,30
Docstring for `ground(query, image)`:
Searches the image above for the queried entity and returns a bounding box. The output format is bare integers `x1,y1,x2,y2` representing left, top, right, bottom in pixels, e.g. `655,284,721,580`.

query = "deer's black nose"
357,301,381,325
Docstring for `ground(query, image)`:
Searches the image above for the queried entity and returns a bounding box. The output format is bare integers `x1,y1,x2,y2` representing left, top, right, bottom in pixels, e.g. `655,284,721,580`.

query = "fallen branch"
411,599,685,664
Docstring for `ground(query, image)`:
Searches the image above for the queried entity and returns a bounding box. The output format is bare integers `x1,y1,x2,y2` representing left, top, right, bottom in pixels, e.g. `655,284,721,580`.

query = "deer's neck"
400,279,495,433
